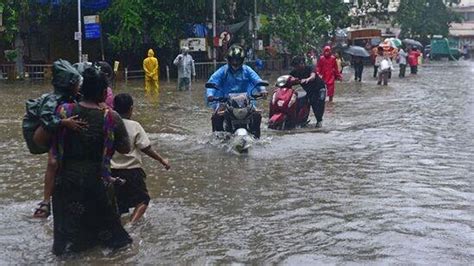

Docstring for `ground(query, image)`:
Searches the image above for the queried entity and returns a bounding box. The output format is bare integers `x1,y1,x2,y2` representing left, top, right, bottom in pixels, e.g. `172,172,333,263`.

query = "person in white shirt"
397,48,408,78
377,55,394,86
173,46,196,90
111,93,171,224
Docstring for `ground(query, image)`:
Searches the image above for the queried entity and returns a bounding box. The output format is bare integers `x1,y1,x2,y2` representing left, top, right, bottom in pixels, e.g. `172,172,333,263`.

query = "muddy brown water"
0,62,473,264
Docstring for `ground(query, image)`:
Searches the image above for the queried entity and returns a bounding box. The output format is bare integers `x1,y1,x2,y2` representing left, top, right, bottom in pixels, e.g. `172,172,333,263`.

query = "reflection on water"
0,62,473,264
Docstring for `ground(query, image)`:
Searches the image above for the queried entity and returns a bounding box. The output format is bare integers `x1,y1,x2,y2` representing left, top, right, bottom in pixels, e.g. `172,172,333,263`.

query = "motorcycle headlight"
288,94,297,107
233,108,248,120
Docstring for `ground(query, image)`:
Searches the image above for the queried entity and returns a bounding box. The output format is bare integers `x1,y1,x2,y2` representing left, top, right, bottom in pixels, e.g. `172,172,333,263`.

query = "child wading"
111,93,171,224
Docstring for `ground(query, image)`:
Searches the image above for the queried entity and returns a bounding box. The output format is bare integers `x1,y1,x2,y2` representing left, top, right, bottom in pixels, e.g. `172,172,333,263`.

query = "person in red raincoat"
316,46,342,102
408,47,421,75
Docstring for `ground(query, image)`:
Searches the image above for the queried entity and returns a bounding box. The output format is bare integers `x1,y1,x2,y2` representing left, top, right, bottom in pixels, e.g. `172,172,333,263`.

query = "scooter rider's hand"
207,95,214,102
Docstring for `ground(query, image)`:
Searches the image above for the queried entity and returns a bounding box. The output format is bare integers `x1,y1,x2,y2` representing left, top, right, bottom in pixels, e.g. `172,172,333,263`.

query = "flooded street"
0,62,473,264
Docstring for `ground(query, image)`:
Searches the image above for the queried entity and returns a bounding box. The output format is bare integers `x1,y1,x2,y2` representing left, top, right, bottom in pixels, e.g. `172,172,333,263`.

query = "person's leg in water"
250,112,262,138
377,71,383,85
383,72,389,86
312,89,326,128
130,201,149,223
183,77,191,90
327,82,335,102
177,78,184,91
373,65,378,78
211,106,225,132
34,147,57,218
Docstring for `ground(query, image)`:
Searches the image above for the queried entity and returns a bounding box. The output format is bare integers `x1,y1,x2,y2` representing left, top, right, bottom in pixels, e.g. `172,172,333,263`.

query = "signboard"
84,24,101,39
179,38,207,52
220,31,231,43
84,15,101,40
84,15,100,24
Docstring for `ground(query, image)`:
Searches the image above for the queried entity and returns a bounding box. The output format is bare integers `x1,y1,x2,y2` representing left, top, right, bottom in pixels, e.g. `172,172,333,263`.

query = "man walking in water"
290,56,327,128
143,49,159,96
316,46,342,102
173,46,196,90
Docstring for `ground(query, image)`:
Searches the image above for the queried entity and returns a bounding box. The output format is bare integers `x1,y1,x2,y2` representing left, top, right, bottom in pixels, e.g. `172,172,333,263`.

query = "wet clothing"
408,50,421,67
173,54,195,79
143,49,159,94
352,56,364,81
316,55,341,98
399,64,407,78
105,87,114,108
378,58,393,86
206,64,264,107
207,64,265,138
112,168,150,214
174,53,195,90
111,119,151,170
398,49,408,78
22,59,81,154
111,118,152,214
52,104,131,255
290,66,326,122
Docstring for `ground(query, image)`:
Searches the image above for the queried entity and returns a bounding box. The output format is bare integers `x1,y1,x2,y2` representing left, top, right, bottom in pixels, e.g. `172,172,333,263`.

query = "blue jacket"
206,64,263,108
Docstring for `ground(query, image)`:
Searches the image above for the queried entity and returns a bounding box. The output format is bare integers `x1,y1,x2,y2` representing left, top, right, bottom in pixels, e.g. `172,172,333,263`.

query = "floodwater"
0,62,473,264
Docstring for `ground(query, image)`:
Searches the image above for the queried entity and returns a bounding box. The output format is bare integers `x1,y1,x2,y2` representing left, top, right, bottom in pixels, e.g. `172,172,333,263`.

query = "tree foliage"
101,0,211,54
261,0,351,55
0,1,52,45
396,0,462,42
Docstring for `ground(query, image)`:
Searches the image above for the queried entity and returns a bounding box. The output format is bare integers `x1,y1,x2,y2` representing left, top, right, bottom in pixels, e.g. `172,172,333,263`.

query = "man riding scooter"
206,45,267,138
289,56,327,128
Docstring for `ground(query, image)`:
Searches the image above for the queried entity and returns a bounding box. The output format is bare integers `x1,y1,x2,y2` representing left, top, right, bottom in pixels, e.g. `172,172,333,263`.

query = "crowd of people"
23,41,423,256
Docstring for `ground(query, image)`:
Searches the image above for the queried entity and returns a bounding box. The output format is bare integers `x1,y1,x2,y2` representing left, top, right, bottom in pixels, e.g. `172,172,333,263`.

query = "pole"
78,0,82,63
253,0,257,60
212,0,216,71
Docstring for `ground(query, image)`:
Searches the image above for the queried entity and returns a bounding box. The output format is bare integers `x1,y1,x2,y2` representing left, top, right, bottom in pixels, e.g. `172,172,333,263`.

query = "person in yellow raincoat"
143,49,159,95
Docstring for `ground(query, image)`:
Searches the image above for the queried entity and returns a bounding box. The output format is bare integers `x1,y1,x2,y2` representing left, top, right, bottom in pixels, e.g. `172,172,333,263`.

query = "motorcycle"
268,75,310,130
206,81,268,153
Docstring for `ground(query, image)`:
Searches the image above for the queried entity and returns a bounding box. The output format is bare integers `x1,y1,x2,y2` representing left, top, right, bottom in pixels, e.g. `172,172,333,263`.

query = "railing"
0,59,286,82
25,64,53,80
0,64,15,80
124,68,144,81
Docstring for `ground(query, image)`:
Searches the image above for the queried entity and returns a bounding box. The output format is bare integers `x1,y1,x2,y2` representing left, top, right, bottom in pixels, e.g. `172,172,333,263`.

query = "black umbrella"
403,39,423,48
344,46,370,57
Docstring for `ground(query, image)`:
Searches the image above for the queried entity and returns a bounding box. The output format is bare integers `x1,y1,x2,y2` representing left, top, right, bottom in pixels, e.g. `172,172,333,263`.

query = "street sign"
84,23,101,39
84,15,100,24
220,31,231,43
74,31,82,41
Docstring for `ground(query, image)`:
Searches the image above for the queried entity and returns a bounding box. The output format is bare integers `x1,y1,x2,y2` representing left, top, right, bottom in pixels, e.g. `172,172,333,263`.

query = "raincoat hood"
52,59,81,94
148,49,155,57
323,46,332,58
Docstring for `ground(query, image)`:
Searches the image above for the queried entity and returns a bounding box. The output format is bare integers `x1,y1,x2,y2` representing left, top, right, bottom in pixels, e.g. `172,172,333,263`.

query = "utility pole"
77,0,82,63
212,0,217,70
253,0,257,60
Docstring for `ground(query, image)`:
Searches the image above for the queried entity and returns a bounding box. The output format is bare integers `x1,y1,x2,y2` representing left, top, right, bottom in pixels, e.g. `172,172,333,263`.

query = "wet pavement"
0,61,473,264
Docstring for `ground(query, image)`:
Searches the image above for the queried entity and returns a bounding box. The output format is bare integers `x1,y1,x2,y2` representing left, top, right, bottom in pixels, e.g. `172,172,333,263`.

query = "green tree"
396,0,461,43
101,0,209,54
261,0,350,55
